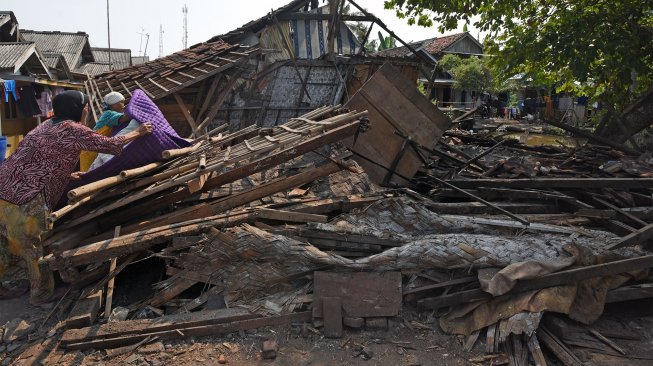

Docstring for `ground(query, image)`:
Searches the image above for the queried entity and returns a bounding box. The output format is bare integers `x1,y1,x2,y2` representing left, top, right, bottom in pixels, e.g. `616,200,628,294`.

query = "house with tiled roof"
374,32,485,108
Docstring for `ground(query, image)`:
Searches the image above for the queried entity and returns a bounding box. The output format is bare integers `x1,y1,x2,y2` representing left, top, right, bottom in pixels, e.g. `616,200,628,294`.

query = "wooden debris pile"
10,104,653,366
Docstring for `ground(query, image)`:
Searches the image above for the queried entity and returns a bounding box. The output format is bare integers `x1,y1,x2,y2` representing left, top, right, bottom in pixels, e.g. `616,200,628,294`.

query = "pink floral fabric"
0,120,126,210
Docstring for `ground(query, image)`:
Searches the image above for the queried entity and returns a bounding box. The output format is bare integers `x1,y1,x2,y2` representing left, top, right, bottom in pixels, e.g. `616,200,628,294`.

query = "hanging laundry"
37,88,53,118
16,85,42,117
3,80,18,102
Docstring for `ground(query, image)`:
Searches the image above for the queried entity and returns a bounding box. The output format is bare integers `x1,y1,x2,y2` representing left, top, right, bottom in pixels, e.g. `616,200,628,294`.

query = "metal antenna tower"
182,4,188,49
137,28,147,56
158,24,164,58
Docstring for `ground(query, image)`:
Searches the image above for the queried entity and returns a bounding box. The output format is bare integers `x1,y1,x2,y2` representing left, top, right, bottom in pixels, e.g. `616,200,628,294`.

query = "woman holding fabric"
0,91,152,305
80,91,131,171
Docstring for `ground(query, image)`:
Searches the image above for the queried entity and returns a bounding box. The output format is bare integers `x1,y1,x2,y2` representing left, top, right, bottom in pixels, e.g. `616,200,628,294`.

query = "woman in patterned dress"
0,91,152,305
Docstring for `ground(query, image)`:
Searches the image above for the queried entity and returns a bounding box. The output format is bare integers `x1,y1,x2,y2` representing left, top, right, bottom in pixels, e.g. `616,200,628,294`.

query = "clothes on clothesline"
3,80,17,103
37,89,53,118
16,86,42,117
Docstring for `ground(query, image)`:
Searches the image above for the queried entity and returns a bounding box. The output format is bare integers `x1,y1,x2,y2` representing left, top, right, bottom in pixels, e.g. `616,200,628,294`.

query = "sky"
7,0,477,58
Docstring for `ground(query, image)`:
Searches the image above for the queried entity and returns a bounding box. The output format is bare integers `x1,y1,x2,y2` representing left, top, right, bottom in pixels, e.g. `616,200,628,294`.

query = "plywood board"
344,63,450,185
312,271,402,318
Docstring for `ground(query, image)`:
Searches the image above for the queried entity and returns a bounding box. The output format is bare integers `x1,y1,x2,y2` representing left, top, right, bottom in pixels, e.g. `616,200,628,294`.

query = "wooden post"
104,226,121,319
173,92,198,134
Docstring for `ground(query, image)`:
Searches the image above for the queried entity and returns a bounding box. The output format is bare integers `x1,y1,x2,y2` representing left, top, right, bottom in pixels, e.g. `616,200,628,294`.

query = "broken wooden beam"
606,222,653,250
61,311,311,350
446,178,653,190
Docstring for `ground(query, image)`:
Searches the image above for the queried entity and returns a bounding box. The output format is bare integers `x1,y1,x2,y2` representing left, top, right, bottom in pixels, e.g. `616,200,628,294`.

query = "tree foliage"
377,31,397,50
384,0,653,113
439,54,494,96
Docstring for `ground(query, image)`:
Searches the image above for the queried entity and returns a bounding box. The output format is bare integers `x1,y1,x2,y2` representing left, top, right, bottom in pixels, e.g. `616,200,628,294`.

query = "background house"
0,11,136,158
89,0,420,136
374,32,485,108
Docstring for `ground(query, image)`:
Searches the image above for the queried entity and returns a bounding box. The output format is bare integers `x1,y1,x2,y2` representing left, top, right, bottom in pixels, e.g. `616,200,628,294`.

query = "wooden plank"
322,297,343,338
173,92,198,132
313,271,402,318
403,276,477,295
133,80,155,99
196,74,222,121
195,73,241,133
447,178,653,190
207,160,344,214
344,63,450,185
64,290,103,329
62,308,253,343
606,283,653,303
44,212,255,269
62,311,311,350
527,334,548,366
149,277,197,307
104,226,121,319
606,222,653,249
148,77,169,92
537,327,583,366
486,324,497,353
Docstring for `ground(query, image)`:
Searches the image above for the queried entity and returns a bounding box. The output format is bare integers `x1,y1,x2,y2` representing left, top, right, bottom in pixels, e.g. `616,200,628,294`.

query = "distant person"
0,91,152,305
80,91,131,171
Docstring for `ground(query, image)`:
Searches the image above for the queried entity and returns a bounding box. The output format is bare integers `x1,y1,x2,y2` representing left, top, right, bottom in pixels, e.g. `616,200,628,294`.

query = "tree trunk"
599,86,653,144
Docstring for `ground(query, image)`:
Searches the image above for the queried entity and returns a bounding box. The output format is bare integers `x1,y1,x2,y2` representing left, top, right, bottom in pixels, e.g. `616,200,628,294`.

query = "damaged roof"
374,32,482,59
90,39,259,105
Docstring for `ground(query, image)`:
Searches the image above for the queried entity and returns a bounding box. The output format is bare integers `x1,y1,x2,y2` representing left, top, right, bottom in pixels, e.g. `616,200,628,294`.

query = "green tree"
377,31,396,50
439,54,494,104
385,0,653,144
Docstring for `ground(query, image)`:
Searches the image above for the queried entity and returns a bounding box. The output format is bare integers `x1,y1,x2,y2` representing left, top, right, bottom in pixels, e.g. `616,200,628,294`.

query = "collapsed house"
2,1,653,365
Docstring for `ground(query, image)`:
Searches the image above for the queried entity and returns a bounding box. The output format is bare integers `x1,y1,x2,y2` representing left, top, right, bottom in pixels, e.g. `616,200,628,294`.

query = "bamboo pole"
120,162,163,179
67,175,125,200
162,141,203,159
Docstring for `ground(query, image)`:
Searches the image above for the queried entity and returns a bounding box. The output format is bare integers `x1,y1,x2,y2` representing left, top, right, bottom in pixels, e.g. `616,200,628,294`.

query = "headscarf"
51,91,88,124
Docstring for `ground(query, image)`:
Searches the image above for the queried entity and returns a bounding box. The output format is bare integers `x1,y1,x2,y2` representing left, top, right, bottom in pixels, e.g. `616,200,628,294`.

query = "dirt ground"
3,294,653,365
58,320,480,366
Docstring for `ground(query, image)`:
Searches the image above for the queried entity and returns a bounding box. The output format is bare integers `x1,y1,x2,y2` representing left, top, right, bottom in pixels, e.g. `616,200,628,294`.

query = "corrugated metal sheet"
0,42,33,69
91,47,131,69
20,30,88,69
78,62,112,76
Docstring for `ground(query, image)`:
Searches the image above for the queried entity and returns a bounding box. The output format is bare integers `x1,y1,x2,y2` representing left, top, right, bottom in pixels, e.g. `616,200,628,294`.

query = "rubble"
3,5,653,366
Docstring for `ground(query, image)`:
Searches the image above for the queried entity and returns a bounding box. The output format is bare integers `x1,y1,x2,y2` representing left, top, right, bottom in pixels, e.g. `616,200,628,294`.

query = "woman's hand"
70,171,84,180
137,123,153,136
80,104,89,125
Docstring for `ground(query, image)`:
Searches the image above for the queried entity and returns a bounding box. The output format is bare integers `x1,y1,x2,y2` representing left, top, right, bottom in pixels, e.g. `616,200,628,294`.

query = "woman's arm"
121,123,153,144
66,122,153,154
